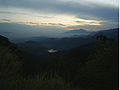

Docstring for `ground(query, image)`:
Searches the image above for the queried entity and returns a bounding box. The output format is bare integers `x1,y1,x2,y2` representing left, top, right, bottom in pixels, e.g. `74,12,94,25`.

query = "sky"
0,0,119,35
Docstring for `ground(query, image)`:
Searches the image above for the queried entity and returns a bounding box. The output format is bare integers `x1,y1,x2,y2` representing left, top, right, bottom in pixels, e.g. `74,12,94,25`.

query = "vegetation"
0,34,118,90
0,35,77,90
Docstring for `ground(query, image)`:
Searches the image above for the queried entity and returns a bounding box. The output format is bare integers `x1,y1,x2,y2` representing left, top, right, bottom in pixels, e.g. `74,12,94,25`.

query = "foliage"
75,43,119,90
0,45,22,79
0,38,79,90
0,35,118,90
0,74,78,90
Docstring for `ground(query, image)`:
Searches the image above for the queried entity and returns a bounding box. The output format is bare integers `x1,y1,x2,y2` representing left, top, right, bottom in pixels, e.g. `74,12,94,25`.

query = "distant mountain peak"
64,29,91,36
65,29,89,33
77,29,87,31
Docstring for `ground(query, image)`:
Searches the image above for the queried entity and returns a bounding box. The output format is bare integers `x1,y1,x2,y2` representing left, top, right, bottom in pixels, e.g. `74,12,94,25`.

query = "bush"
0,74,80,90
0,46,22,79
75,43,118,90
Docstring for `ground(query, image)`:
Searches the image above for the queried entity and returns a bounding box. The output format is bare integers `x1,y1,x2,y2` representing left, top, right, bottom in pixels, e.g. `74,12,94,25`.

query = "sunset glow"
0,0,118,31
0,8,102,30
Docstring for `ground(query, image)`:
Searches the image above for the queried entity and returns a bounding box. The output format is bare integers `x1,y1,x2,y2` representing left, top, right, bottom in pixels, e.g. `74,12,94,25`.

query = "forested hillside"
0,33,118,90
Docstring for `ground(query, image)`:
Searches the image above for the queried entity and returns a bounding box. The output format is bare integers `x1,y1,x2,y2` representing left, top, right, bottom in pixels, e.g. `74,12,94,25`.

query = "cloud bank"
0,0,119,30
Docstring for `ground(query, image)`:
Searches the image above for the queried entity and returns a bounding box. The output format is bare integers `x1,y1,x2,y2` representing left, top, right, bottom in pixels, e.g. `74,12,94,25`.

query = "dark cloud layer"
0,0,118,22
1,19,10,21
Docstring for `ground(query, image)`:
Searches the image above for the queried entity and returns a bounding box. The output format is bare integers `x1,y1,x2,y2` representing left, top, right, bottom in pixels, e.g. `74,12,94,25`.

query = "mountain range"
64,29,92,37
0,28,118,90
15,28,118,61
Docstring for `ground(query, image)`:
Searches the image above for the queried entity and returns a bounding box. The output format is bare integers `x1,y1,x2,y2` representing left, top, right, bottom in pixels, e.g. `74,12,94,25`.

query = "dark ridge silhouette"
0,27,118,90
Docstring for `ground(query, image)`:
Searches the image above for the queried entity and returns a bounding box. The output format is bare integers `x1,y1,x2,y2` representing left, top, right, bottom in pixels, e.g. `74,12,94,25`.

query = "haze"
0,0,119,39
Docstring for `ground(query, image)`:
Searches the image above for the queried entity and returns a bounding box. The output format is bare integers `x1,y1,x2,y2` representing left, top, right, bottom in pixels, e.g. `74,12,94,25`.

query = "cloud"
0,11,13,14
0,0,118,31
48,23,57,25
75,21,85,23
65,21,119,31
58,23,65,26
37,16,54,18
0,0,118,22
75,20,94,24
0,31,12,33
0,22,66,39
27,22,38,25
0,19,10,21
48,23,65,26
